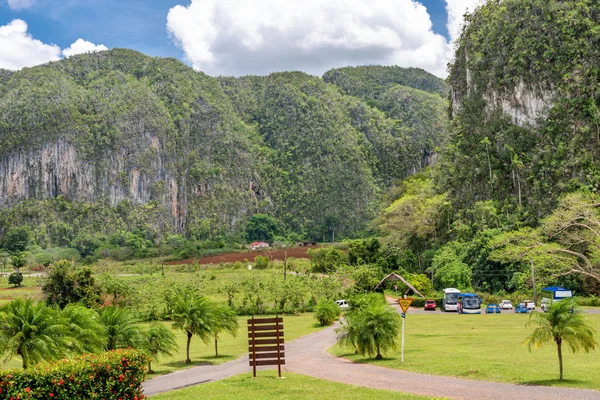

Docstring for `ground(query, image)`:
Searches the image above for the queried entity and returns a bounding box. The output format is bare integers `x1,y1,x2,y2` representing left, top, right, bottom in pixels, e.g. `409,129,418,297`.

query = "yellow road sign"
398,299,413,313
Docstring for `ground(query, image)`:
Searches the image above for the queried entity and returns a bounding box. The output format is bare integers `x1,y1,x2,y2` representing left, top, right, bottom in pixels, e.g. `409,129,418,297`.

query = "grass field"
146,313,324,376
152,371,435,400
330,312,600,390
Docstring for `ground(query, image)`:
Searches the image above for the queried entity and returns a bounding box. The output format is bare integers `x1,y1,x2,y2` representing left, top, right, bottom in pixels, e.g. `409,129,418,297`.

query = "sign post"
398,299,413,363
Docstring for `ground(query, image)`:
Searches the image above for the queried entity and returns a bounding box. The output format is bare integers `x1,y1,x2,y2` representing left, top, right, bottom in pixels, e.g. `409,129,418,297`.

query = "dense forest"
0,52,447,246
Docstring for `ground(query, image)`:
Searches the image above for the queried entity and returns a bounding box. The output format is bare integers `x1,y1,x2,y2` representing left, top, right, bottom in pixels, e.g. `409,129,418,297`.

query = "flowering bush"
0,349,148,399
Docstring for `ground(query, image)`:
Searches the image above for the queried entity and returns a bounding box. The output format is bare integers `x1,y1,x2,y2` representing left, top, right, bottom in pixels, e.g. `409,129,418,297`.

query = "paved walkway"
144,324,600,399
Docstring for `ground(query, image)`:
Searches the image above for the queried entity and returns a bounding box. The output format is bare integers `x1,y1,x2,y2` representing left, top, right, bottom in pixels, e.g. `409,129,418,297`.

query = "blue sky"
0,0,481,77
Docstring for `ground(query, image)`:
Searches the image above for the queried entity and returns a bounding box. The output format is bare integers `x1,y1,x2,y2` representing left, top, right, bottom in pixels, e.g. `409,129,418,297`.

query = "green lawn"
330,313,600,390
147,313,324,376
152,371,437,400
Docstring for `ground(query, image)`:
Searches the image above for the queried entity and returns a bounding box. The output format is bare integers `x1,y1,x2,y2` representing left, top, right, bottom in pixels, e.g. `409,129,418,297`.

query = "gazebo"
374,273,425,299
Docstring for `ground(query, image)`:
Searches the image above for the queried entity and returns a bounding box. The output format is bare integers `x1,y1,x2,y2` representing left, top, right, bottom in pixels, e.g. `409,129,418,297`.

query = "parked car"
485,303,501,314
335,300,349,310
523,300,536,310
424,299,437,311
499,300,513,310
515,303,529,313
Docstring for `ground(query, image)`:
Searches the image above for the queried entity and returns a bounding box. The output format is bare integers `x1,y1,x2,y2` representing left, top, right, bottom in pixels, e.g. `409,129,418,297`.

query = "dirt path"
143,323,600,399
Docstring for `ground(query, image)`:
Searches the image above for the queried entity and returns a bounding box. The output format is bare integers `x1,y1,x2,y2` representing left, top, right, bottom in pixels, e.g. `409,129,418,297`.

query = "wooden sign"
248,316,284,377
398,298,413,313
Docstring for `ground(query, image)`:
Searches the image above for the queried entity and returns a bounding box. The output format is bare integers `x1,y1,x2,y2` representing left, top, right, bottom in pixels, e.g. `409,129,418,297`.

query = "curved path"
144,325,600,400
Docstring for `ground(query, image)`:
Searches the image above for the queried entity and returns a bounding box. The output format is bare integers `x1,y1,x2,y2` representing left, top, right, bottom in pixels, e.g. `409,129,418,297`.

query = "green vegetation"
331,313,600,390
526,301,597,380
152,371,433,400
141,323,178,374
314,299,341,326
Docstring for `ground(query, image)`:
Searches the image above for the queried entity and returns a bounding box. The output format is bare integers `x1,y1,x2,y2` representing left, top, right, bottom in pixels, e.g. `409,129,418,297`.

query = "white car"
499,300,513,310
523,300,536,310
335,300,349,310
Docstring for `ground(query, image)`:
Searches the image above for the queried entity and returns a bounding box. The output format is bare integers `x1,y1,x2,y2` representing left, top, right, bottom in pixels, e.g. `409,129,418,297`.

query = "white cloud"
167,0,454,78
0,19,61,70
62,38,108,57
7,0,34,10
445,0,485,42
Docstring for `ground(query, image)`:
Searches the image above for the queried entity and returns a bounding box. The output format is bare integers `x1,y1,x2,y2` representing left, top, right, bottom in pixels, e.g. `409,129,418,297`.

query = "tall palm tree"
526,300,597,380
61,304,107,354
99,306,142,350
0,299,71,368
211,304,238,357
141,323,178,374
170,293,216,363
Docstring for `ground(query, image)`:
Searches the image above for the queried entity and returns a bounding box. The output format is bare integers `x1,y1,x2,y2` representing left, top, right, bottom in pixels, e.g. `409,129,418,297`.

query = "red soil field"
167,246,318,266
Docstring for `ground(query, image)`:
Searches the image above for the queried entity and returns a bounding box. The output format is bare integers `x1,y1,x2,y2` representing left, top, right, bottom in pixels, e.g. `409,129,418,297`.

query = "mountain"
0,50,448,244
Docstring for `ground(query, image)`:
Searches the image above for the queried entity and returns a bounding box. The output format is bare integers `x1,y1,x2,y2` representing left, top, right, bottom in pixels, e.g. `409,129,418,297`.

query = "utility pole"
283,250,287,280
531,259,537,306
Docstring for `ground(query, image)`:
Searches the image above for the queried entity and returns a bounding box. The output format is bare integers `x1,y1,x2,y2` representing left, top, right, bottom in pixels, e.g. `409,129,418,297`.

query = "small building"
297,241,317,247
249,241,269,251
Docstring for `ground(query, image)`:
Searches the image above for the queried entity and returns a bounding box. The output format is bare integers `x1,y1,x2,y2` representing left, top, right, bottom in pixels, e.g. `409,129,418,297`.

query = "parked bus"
442,288,461,312
459,293,482,314
541,286,573,311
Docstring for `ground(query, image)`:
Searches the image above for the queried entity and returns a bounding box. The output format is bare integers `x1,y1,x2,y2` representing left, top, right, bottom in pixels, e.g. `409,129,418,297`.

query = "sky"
0,0,484,78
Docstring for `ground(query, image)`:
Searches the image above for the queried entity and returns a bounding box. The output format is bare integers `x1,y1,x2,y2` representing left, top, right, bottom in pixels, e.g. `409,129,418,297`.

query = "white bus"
442,288,461,312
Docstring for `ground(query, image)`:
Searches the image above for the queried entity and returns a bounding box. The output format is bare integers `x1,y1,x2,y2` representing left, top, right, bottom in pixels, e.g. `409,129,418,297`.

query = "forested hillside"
376,0,600,296
0,51,448,246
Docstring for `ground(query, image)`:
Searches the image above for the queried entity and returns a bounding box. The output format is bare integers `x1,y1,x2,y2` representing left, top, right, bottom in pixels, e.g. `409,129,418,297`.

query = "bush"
8,272,23,287
314,299,341,326
253,255,269,269
0,349,148,399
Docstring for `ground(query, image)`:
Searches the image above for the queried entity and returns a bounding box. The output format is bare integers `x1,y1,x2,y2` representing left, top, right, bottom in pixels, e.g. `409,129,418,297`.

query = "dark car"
424,299,437,311
515,303,529,313
485,303,501,314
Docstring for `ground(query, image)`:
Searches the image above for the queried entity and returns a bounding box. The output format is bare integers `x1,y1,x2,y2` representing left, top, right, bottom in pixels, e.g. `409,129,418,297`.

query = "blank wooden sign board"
248,316,284,378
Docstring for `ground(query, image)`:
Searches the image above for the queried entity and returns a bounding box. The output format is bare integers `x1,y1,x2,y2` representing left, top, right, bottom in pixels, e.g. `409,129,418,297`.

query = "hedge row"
0,349,148,400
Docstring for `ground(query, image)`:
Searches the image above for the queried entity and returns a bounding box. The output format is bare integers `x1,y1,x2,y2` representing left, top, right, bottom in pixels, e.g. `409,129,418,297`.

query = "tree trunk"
186,331,192,363
376,342,382,360
557,338,563,380
148,361,154,374
215,337,219,357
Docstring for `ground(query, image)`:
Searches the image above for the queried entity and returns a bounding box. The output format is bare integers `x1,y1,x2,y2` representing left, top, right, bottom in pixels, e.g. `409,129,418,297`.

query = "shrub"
8,272,23,287
314,299,341,326
0,349,148,399
253,255,269,269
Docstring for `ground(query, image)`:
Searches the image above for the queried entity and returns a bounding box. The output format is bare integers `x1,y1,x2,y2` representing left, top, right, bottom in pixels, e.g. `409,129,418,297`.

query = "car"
499,300,513,310
523,300,536,310
424,299,436,311
485,303,501,314
515,303,529,313
335,300,349,310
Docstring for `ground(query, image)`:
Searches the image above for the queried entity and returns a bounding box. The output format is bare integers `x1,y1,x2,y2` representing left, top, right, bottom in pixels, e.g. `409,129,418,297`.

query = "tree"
2,227,30,253
245,214,279,243
170,293,216,363
141,323,178,373
336,295,400,359
8,272,23,287
42,260,102,308
0,299,70,368
211,304,238,357
61,304,107,354
526,300,597,380
99,306,142,350
314,299,341,326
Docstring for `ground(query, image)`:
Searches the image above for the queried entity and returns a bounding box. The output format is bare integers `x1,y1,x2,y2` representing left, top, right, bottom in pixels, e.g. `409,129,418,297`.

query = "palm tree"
211,304,238,357
99,306,142,350
526,300,597,380
141,323,178,373
336,295,400,360
170,293,216,363
0,299,71,368
61,304,107,354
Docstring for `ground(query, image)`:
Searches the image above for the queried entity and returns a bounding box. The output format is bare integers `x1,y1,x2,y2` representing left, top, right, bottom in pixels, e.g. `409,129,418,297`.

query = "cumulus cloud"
7,0,34,10
445,0,485,42
0,19,61,70
167,0,454,78
62,38,108,57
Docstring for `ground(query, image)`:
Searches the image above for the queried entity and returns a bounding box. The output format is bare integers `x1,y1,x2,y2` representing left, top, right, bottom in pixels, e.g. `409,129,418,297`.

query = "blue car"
485,303,501,314
514,303,529,313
